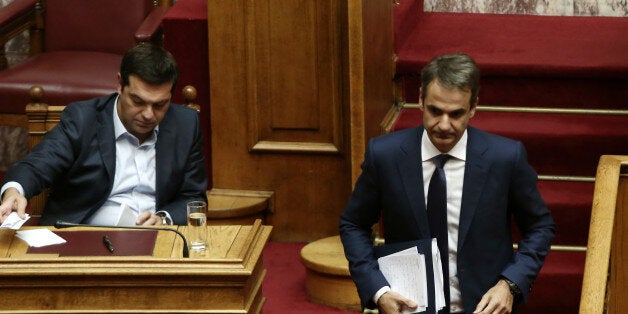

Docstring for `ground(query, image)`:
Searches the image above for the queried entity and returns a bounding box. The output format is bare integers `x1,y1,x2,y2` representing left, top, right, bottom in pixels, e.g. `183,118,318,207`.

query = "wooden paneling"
207,0,394,241
246,0,343,153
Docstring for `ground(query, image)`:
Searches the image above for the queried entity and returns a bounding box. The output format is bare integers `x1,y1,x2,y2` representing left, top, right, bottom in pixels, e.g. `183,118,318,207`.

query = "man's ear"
116,73,123,94
418,87,424,110
469,98,479,118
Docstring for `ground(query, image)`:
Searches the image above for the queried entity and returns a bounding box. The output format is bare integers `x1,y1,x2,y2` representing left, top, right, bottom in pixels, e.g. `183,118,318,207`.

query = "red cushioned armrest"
0,0,36,26
135,5,170,43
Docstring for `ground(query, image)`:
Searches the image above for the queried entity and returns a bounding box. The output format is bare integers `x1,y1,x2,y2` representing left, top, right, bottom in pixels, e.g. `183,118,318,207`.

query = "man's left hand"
473,279,513,314
136,211,163,226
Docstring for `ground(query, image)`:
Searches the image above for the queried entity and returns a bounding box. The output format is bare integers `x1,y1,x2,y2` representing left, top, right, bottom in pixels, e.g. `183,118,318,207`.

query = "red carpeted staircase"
390,1,628,313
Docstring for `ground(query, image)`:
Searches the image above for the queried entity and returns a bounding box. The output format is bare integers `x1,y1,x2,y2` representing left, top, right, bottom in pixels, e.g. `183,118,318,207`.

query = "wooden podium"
0,220,271,313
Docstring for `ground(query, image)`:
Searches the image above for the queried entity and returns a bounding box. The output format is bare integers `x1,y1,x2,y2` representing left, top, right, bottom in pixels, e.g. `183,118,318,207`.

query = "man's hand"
136,211,163,226
473,279,514,314
0,188,27,223
377,291,418,314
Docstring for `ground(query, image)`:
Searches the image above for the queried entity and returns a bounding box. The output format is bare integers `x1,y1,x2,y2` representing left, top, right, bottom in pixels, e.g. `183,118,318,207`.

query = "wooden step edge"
300,236,350,276
206,188,274,219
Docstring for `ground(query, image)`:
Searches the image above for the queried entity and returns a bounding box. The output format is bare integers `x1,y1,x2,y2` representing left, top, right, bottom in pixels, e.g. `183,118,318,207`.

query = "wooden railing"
579,155,628,313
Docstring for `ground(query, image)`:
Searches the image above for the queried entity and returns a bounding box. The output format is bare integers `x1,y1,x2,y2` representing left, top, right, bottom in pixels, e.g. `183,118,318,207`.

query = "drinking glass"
186,200,207,251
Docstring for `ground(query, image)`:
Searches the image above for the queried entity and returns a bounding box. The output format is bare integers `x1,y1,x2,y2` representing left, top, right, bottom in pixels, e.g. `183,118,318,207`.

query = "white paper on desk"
0,212,30,229
15,228,66,247
377,247,429,313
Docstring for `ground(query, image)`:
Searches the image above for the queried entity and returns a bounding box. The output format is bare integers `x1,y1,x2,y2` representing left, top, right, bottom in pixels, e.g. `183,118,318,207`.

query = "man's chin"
432,138,455,152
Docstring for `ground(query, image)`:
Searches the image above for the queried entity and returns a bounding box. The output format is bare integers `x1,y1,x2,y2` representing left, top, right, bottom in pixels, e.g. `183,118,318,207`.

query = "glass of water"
186,200,207,251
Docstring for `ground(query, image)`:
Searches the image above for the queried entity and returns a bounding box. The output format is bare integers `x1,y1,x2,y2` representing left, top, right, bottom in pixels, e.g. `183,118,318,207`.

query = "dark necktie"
427,154,451,310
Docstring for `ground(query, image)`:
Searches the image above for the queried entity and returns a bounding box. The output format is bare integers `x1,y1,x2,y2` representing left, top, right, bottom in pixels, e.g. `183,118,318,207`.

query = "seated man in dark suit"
0,43,207,226
339,53,555,314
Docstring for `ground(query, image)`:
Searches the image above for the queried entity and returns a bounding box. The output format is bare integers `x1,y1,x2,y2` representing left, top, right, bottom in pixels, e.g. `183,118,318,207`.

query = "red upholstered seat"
0,0,170,116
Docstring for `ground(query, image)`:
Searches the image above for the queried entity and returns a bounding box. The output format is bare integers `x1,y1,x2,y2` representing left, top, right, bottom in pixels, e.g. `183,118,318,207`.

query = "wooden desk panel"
0,220,271,313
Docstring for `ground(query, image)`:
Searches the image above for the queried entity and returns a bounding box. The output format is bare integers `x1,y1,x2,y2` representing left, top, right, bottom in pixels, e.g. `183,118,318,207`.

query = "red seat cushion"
0,51,121,113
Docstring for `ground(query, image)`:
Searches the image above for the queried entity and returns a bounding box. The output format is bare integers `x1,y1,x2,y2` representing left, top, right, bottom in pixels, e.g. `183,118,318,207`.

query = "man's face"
117,74,172,142
419,79,477,153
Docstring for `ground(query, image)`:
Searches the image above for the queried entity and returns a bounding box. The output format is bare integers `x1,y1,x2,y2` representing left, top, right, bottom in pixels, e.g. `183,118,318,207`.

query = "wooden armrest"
0,0,40,70
134,5,171,44
0,0,37,42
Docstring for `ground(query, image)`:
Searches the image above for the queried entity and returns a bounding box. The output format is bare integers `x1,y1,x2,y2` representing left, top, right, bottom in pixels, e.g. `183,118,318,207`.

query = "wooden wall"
207,0,394,242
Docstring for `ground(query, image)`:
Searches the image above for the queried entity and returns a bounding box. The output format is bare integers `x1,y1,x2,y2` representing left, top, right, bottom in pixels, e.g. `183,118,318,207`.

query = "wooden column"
579,155,628,313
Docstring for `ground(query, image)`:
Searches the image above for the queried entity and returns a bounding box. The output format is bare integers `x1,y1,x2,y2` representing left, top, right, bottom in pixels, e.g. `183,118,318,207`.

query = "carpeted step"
394,0,628,109
519,251,585,313
390,108,628,177
536,181,592,247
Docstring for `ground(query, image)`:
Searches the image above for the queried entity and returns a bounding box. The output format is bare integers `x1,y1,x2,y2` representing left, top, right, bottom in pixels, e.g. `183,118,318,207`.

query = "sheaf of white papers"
431,239,446,311
378,247,429,313
376,239,446,314
15,229,67,247
0,212,30,229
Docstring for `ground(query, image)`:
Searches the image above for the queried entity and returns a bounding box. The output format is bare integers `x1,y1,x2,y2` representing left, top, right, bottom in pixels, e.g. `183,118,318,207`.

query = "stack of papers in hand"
0,212,30,229
376,239,446,313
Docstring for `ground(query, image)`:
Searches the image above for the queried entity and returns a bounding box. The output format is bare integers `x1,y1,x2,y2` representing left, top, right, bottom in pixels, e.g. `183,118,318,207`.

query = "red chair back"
44,0,155,54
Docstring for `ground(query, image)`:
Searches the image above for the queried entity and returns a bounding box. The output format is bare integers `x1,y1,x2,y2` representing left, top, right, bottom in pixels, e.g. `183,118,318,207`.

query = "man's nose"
142,105,154,119
438,114,452,130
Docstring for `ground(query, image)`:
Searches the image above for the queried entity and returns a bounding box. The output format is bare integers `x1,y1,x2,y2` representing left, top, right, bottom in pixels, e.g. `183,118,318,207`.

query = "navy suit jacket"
3,93,207,225
339,126,555,311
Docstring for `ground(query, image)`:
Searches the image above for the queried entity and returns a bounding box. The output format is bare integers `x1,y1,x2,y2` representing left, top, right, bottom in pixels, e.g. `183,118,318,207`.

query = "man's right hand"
377,291,418,314
0,188,27,223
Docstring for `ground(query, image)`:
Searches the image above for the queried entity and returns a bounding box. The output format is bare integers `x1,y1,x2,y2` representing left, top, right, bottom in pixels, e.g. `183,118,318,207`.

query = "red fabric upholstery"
0,0,164,114
0,0,36,25
44,0,154,54
162,0,212,188
0,52,121,112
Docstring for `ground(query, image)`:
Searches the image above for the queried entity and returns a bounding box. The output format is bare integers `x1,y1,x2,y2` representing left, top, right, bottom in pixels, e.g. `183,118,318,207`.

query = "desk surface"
0,220,272,313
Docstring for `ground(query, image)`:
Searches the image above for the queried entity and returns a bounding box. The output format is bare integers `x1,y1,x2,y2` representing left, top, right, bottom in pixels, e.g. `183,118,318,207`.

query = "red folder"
27,230,158,256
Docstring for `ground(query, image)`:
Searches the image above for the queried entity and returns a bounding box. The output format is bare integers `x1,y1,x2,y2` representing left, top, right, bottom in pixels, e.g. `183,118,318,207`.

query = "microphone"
54,220,189,258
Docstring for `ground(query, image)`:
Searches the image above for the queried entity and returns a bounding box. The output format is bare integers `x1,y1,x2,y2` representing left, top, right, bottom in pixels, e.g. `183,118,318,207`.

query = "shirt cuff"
0,182,25,203
155,210,173,225
373,286,391,304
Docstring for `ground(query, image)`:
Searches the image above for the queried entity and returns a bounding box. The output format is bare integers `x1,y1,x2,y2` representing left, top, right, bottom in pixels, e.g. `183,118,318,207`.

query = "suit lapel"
155,107,176,205
397,127,431,239
458,127,490,250
97,99,116,182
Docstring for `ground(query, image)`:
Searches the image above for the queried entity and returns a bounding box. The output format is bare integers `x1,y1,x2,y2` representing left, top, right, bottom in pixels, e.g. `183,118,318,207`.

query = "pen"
103,235,115,253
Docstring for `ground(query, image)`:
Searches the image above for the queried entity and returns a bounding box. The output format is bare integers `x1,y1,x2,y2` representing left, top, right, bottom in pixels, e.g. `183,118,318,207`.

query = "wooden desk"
0,220,272,313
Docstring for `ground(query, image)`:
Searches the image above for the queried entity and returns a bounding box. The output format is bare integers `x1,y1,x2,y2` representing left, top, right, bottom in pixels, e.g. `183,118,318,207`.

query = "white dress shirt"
373,129,468,313
421,129,467,313
86,96,158,226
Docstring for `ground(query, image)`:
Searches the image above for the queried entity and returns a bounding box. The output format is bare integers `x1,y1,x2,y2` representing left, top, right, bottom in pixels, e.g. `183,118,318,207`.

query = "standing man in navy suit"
339,53,554,314
0,43,207,226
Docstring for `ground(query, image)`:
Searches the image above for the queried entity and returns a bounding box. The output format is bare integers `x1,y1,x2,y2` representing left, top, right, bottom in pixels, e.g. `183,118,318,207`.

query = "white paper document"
117,204,138,226
15,229,67,247
0,212,30,229
376,239,445,313
431,239,446,311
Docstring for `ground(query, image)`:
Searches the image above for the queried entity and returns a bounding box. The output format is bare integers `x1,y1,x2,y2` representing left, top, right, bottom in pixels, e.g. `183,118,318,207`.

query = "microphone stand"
54,220,189,258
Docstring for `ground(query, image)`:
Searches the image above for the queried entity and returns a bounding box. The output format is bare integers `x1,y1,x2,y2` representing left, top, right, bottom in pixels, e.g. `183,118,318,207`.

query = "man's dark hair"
120,43,179,92
421,53,480,107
